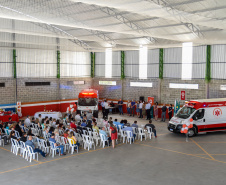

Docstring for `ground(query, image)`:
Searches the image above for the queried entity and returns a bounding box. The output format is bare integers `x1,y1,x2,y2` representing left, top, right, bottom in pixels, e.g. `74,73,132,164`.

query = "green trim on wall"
121,51,125,79
13,49,16,78
205,45,211,82
159,48,164,79
91,52,95,78
57,50,60,78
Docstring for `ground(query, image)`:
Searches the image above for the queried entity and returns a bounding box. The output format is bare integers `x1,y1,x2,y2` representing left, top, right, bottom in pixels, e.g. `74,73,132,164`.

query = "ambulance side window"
193,109,205,120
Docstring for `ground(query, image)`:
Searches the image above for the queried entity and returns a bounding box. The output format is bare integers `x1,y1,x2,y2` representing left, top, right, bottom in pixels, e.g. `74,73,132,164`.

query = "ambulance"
77,89,99,118
168,98,226,137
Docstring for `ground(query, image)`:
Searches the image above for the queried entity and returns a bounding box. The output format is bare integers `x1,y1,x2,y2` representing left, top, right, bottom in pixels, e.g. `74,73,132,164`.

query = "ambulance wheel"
188,128,196,137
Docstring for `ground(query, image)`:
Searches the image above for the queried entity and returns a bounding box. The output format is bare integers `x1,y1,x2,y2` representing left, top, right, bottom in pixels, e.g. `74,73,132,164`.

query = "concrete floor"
1,113,226,185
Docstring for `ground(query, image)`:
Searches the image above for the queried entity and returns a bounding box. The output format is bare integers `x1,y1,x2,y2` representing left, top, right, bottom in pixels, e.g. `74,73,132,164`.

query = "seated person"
144,120,157,138
124,120,130,127
0,129,8,145
70,120,77,131
122,126,136,140
86,120,92,130
64,130,70,138
131,121,138,128
113,119,124,129
75,114,82,122
92,122,99,133
15,123,23,137
20,132,27,142
25,135,47,158
99,127,111,146
49,133,66,156
10,131,19,141
81,120,87,127
68,131,79,149
86,110,93,120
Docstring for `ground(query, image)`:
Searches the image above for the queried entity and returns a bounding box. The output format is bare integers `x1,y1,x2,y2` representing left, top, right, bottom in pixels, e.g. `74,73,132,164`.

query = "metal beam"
144,0,203,38
97,6,157,44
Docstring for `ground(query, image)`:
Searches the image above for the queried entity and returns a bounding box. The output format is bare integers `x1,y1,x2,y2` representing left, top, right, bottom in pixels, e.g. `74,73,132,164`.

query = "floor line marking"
190,138,215,160
0,147,39,163
136,142,226,165
0,143,125,175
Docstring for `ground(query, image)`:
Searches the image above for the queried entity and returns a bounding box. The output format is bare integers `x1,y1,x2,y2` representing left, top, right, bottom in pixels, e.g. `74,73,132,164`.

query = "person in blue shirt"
130,100,136,117
99,127,111,145
113,119,124,129
131,121,138,128
25,135,47,157
49,133,66,155
118,99,123,115
168,104,173,121
81,120,87,127
122,127,136,141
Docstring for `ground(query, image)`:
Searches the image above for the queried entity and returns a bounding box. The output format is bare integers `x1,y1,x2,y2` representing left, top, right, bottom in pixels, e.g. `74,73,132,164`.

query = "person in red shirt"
70,120,77,131
64,130,70,138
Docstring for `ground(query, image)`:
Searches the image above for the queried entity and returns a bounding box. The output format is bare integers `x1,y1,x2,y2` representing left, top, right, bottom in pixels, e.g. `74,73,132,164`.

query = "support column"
158,48,164,103
12,19,17,103
91,52,95,78
121,51,125,79
205,45,211,99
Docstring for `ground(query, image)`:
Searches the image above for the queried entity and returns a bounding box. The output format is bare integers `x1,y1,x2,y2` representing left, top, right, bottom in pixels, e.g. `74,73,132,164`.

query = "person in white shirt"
24,115,31,127
139,101,143,118
145,101,151,120
75,114,82,122
104,100,110,119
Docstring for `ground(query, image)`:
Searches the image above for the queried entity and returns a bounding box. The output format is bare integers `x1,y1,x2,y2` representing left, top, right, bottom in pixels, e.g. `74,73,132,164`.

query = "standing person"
118,99,123,115
24,115,31,127
101,100,105,118
127,101,131,116
145,101,151,120
142,102,146,119
161,104,167,122
154,102,158,121
168,104,173,121
104,100,110,119
130,100,136,117
136,101,140,118
109,121,117,149
139,100,143,118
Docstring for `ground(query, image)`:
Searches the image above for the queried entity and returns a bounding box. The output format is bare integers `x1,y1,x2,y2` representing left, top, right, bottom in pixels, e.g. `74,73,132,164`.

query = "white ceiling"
0,0,226,51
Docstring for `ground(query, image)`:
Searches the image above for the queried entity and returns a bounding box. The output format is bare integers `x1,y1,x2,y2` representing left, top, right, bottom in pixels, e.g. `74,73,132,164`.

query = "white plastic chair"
60,137,69,152
125,131,134,144
14,140,22,155
10,138,16,153
120,130,127,143
99,134,109,148
26,145,38,162
36,138,43,149
68,138,78,154
132,127,138,140
138,128,147,141
31,128,39,136
41,139,49,154
20,141,27,158
84,135,95,151
146,126,154,140
92,132,101,146
83,130,88,135
49,141,60,158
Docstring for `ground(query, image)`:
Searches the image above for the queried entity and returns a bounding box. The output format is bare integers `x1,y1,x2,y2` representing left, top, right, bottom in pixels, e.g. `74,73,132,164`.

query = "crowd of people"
0,108,158,157
117,99,173,122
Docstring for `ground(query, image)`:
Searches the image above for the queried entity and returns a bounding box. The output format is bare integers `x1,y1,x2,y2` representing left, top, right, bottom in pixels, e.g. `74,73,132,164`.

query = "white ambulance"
168,98,226,137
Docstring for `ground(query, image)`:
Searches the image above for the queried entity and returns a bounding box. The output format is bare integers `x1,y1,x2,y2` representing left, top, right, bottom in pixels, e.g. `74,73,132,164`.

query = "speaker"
139,96,144,102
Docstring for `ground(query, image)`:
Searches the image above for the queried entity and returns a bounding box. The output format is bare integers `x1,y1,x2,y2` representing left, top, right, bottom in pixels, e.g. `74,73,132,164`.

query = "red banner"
148,97,155,106
181,91,185,100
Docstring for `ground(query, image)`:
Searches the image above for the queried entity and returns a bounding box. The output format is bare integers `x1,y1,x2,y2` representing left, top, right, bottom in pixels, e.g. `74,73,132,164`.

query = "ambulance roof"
191,98,226,103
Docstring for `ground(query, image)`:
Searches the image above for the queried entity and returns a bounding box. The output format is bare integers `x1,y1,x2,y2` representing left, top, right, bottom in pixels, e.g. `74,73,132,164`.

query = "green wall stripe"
205,45,211,82
13,49,16,78
121,51,125,79
91,52,95,78
57,50,60,78
159,48,164,79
